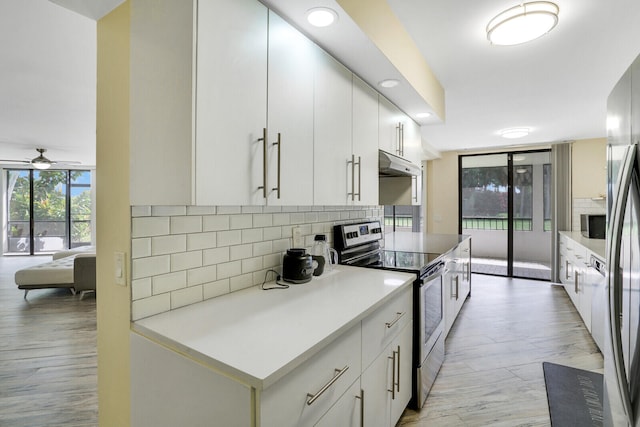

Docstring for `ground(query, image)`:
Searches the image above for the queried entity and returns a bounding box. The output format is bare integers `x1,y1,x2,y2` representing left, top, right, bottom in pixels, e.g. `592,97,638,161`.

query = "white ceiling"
2,0,639,167
264,0,640,153
0,1,96,168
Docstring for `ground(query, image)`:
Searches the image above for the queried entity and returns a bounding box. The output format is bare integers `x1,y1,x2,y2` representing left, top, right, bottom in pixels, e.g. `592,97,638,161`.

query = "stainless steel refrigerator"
604,53,640,426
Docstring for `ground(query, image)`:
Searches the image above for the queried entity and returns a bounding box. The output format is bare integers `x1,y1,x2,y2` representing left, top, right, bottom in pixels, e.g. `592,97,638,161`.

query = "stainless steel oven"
334,220,445,409
415,260,445,408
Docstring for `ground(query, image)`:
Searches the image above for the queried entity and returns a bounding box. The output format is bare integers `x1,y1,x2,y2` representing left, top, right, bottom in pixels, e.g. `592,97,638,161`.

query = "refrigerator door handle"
606,142,637,425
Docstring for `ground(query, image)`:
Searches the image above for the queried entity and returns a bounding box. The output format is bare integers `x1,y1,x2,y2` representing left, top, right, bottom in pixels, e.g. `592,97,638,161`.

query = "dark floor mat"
543,362,604,427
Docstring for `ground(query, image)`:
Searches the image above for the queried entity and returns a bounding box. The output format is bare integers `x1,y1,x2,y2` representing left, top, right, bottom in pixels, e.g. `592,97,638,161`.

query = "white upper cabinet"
352,76,380,205
130,0,197,206
313,49,353,205
267,11,316,206
379,96,404,157
195,0,269,206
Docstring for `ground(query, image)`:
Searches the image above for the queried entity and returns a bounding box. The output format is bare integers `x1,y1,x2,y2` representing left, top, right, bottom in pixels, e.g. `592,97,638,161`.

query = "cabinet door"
352,75,379,205
314,380,362,427
379,96,401,156
267,12,316,206
444,265,457,337
130,0,196,205
313,49,353,205
389,322,413,425
402,119,423,164
195,0,268,205
578,267,593,331
361,322,413,427
361,341,392,427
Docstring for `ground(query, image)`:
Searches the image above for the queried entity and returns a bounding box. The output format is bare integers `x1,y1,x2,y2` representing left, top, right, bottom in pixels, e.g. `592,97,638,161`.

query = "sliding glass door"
6,169,92,255
460,150,552,280
512,151,552,280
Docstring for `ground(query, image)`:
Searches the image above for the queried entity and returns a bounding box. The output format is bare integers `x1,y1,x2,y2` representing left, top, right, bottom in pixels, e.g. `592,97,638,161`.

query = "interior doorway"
459,150,552,281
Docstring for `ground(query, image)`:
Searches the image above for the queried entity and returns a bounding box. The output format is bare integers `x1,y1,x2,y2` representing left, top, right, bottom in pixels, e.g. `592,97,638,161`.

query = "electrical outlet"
292,227,303,248
114,251,126,286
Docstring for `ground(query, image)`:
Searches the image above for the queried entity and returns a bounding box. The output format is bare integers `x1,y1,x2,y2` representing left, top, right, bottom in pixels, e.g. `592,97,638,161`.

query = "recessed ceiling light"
379,79,400,88
416,112,432,118
487,1,559,46
306,7,338,27
500,128,530,139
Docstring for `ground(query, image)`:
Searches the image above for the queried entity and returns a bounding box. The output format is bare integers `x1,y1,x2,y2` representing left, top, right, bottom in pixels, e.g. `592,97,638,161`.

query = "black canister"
282,248,314,284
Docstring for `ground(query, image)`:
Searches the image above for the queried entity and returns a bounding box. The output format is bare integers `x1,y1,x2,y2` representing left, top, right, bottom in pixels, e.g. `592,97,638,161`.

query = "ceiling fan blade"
52,160,83,165
0,159,30,164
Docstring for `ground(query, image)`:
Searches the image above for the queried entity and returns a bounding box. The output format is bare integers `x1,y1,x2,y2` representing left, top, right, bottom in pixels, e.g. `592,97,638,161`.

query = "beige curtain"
551,143,572,282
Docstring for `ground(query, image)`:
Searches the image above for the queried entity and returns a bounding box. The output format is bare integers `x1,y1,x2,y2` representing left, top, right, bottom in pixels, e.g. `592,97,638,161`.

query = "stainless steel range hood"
379,150,420,177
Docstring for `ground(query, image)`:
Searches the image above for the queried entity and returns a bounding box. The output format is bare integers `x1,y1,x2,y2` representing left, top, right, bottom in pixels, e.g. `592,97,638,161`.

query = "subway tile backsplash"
572,197,606,232
131,205,383,320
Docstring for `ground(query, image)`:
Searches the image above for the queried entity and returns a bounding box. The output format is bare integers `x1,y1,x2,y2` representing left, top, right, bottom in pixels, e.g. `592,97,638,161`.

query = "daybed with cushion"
14,253,96,299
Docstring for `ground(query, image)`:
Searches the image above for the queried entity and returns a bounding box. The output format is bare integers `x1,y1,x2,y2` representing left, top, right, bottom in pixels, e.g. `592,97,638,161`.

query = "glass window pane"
7,170,31,253
33,170,67,252
71,171,92,247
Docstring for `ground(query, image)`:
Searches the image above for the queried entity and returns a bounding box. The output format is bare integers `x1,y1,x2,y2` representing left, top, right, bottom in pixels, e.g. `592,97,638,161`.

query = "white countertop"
559,231,606,259
131,265,414,390
383,231,470,254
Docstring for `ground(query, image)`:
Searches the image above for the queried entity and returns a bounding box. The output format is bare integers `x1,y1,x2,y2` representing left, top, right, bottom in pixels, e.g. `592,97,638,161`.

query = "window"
384,205,422,232
6,169,92,254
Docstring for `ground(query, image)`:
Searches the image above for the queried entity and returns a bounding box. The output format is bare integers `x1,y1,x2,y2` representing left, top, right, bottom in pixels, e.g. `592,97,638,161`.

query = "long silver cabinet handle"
452,276,459,299
396,345,401,393
272,133,281,199
348,155,355,201
400,123,404,156
306,366,349,405
355,389,364,427
257,128,267,198
412,176,417,201
574,270,579,294
385,311,405,329
387,351,396,399
355,155,361,201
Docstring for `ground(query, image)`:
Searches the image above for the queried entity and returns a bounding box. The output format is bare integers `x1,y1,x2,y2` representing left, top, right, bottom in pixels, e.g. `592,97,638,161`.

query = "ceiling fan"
0,148,81,170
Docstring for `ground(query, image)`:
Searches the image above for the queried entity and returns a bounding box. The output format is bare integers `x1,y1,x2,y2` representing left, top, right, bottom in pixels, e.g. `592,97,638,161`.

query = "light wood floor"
0,256,98,427
0,257,601,427
399,274,603,427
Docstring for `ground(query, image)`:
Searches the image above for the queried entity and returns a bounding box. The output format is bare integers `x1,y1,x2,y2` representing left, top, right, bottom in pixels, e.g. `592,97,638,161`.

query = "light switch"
114,251,126,286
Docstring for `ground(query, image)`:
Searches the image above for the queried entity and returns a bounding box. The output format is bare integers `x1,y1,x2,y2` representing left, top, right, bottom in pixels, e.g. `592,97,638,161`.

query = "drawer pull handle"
388,351,397,399
306,366,349,405
385,312,405,329
355,389,364,427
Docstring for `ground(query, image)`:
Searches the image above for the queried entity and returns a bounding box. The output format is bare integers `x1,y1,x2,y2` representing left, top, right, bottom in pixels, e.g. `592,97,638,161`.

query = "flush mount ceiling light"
416,112,432,118
500,128,530,139
306,7,338,27
487,1,559,46
516,168,529,174
379,79,400,88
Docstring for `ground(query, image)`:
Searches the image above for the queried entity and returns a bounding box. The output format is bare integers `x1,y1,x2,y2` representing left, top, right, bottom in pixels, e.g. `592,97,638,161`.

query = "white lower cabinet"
558,233,595,333
131,285,414,427
130,333,252,427
361,322,413,427
444,238,472,337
